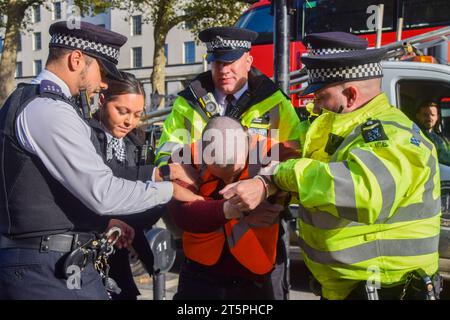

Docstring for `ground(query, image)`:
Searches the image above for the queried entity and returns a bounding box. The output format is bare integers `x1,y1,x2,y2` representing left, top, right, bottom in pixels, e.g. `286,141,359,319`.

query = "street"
134,245,450,300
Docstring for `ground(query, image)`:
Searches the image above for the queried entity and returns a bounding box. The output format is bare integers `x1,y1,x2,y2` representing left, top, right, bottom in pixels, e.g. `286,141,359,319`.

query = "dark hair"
102,71,145,104
46,47,94,66
416,101,439,114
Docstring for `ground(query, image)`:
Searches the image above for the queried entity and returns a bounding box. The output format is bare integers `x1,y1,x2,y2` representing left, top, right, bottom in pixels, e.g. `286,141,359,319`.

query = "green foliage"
109,0,249,37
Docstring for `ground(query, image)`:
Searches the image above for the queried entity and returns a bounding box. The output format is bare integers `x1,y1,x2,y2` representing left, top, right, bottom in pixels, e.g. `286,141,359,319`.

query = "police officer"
0,21,200,300
155,26,301,300
221,32,442,300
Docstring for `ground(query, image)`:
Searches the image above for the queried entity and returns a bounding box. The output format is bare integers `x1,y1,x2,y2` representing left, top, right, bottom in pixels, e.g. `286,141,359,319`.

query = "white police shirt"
214,82,248,116
15,69,172,215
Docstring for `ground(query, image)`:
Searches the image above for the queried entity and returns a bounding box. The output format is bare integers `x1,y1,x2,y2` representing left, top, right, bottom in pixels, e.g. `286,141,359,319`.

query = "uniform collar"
332,93,391,129
215,82,249,106
31,69,72,98
102,125,124,146
303,93,391,161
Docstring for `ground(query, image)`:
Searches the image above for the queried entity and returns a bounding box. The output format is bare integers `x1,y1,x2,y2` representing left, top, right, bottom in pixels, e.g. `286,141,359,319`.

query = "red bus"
236,0,450,105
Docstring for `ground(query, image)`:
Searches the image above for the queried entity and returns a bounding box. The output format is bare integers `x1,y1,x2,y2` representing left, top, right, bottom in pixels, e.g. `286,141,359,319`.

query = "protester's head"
416,102,440,131
98,72,145,139
199,27,258,95
46,21,127,97
300,31,386,114
201,116,249,181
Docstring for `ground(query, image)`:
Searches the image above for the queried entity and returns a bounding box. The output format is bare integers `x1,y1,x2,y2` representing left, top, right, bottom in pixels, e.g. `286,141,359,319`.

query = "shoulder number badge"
361,119,388,143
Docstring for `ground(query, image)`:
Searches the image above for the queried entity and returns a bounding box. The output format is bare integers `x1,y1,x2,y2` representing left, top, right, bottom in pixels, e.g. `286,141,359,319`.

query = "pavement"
135,246,320,300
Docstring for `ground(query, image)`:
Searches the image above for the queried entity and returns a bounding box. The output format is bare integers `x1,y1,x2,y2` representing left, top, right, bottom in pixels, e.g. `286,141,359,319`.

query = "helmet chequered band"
309,47,356,56
206,38,251,52
50,34,120,62
307,62,383,84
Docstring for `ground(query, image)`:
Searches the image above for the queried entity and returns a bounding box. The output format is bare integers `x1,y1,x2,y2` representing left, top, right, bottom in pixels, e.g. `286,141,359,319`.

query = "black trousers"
108,230,154,300
0,248,109,300
173,259,275,300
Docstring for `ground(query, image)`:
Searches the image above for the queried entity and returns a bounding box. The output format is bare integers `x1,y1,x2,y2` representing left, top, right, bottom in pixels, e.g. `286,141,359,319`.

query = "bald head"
202,116,248,166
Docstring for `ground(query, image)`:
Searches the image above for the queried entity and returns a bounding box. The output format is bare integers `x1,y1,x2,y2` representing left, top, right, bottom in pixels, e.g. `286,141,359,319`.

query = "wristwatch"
159,164,171,181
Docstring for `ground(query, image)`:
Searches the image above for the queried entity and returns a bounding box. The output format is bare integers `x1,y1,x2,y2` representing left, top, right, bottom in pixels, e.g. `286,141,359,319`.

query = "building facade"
5,1,209,108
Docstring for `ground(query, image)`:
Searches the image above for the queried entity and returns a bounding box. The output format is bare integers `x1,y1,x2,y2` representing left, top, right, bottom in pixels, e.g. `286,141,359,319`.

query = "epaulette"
361,119,388,143
39,80,64,97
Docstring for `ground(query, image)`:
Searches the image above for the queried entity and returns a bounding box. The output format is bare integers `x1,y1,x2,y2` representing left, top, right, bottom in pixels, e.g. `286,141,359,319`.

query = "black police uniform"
0,22,129,299
89,117,164,300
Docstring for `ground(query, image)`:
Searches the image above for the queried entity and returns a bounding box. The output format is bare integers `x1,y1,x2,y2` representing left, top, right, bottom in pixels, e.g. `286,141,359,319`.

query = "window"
16,34,21,52
402,0,450,29
397,79,450,143
184,41,195,64
132,15,142,35
33,5,41,23
53,2,62,20
34,60,42,76
15,62,23,78
132,47,142,68
33,32,42,50
235,5,273,44
164,44,168,65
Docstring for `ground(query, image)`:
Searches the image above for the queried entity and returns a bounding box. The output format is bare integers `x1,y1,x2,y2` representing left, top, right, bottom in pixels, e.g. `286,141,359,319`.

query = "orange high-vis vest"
182,135,281,275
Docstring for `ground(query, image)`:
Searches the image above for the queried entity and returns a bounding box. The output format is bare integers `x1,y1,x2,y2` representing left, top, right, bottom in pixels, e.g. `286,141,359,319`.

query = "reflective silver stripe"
184,117,192,136
306,120,438,228
330,126,362,161
387,152,440,223
155,141,182,156
269,104,281,129
382,121,434,151
351,149,396,223
298,204,364,229
226,220,250,249
329,161,358,221
299,234,439,265
155,155,170,166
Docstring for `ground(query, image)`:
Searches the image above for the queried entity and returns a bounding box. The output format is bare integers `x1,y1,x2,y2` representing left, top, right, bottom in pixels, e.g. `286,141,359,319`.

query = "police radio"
189,80,220,118
198,92,220,118
78,89,92,120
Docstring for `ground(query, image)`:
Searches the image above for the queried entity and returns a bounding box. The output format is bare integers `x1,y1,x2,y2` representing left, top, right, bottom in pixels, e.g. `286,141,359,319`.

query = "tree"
113,0,250,108
0,0,109,106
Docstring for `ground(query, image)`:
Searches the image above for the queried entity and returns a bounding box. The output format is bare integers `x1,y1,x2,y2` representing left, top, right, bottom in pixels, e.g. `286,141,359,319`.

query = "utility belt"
0,232,95,253
0,228,123,295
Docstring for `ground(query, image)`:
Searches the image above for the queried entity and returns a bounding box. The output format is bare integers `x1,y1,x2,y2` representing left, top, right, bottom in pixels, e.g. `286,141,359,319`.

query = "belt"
0,233,95,253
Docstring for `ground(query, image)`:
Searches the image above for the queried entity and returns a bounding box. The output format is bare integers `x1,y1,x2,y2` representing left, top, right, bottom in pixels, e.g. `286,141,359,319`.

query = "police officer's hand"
155,163,200,189
219,178,266,211
243,202,284,228
106,219,135,249
169,163,200,189
171,182,204,202
223,200,242,220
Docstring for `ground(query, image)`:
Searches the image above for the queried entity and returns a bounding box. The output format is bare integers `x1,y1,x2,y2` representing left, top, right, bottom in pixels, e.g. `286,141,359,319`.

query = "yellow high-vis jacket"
274,93,441,299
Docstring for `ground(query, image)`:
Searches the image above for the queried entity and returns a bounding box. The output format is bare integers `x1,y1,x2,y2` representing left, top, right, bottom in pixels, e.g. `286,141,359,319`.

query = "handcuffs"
63,227,122,294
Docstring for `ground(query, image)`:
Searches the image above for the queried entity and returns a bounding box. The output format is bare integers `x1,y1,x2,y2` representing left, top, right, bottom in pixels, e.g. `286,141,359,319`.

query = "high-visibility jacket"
155,68,301,165
274,93,441,299
183,136,281,275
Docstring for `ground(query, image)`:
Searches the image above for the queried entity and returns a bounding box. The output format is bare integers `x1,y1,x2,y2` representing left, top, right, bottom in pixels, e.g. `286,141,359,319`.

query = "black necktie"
225,94,234,116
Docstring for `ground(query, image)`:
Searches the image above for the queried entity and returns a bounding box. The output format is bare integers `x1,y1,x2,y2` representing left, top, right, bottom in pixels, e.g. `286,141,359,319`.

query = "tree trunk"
0,1,29,107
151,23,168,110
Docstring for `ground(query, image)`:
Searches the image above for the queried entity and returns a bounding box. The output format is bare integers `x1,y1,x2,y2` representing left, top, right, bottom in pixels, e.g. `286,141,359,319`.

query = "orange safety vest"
183,135,280,275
